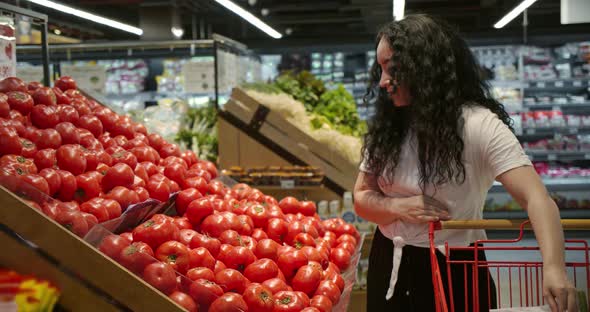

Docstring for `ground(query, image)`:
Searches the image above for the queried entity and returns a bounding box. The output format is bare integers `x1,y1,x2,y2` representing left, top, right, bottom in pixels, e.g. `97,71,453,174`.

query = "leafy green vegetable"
175,104,218,162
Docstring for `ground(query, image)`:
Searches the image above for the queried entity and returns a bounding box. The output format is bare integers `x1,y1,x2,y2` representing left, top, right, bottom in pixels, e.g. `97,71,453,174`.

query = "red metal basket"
429,219,590,312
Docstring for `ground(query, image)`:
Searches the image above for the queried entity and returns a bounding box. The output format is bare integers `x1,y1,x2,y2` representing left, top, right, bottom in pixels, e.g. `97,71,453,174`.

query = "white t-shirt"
359,106,532,248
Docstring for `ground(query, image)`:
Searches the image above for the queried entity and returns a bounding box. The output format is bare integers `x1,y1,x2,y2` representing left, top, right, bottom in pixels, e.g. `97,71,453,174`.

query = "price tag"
526,128,536,135
570,128,579,134
536,82,546,88
280,180,295,189
547,154,557,161
554,81,564,88
573,80,583,87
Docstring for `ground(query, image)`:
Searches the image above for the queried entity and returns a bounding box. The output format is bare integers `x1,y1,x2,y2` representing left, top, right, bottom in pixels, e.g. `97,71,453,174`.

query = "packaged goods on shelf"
534,162,590,178
524,135,590,152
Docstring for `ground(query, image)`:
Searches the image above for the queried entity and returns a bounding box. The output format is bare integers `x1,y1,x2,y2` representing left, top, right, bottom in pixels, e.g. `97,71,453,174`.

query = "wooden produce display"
220,88,359,196
0,185,185,311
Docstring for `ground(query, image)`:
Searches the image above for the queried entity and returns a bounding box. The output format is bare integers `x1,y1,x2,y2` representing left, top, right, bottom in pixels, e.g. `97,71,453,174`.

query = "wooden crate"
0,186,184,312
223,88,358,192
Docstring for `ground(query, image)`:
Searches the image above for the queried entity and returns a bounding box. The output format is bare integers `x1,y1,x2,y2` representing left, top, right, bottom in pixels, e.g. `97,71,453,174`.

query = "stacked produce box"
0,76,361,311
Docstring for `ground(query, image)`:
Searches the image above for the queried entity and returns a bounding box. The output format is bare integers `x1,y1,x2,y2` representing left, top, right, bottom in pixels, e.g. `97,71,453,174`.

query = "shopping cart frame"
429,219,590,312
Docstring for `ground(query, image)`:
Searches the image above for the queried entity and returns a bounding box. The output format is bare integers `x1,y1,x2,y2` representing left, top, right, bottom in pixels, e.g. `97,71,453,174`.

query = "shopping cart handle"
438,219,590,230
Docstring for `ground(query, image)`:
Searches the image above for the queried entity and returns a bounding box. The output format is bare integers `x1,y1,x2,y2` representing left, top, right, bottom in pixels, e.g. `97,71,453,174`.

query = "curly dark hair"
362,14,513,190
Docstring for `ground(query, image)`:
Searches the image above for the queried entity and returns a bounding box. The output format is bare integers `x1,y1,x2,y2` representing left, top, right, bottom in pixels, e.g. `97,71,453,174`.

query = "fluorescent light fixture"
494,0,538,28
24,0,143,35
171,27,184,39
393,0,405,21
215,0,282,39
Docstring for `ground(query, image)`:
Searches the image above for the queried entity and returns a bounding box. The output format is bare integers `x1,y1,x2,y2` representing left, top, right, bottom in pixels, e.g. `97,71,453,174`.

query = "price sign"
573,80,583,87
536,82,546,88
547,154,557,161
280,180,295,189
554,81,564,88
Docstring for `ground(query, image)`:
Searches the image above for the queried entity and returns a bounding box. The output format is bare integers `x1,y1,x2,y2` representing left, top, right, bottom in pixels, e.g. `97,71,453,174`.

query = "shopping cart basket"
429,219,590,312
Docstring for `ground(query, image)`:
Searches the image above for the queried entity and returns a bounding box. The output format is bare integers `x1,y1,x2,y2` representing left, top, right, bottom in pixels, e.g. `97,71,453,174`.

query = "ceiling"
5,0,590,50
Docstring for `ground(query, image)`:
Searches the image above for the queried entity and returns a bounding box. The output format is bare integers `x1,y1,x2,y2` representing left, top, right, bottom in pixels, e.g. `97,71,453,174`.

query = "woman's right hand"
394,195,451,223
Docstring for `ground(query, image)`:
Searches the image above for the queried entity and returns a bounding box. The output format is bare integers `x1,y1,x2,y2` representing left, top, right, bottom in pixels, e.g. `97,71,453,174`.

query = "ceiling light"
24,0,143,35
285,28,293,35
53,29,61,35
215,0,281,39
393,0,405,21
494,0,538,28
261,8,270,17
248,0,257,6
171,27,184,39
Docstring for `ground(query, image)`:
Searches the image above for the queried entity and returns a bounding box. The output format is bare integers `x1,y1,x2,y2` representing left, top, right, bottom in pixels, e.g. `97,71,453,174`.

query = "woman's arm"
353,171,449,225
496,166,577,312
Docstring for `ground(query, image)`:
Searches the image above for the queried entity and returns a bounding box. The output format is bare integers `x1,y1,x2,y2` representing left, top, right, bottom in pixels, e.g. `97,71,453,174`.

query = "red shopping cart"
429,219,590,312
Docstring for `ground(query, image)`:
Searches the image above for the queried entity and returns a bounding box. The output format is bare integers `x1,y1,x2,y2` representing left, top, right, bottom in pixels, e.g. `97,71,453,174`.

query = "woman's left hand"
543,265,578,312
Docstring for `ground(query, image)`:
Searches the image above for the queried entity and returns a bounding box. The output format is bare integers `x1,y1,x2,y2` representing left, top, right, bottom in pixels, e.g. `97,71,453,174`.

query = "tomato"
52,122,79,145
301,247,328,270
0,126,22,156
0,98,9,119
38,168,60,196
174,217,193,231
250,228,268,242
118,242,156,274
214,269,248,294
185,267,213,282
160,156,188,169
98,234,131,262
55,76,77,91
132,215,180,250
273,291,306,312
243,258,279,284
33,129,61,150
119,232,133,242
111,120,134,139
146,133,164,150
18,139,35,158
266,218,288,243
55,144,86,175
188,247,216,271
169,291,197,312
314,280,340,305
130,146,160,164
260,279,289,296
78,198,109,222
219,229,241,247
292,265,322,297
180,150,197,167
158,143,180,159
294,291,310,307
54,170,77,201
243,283,275,312
20,174,50,195
299,201,317,217
105,186,140,211
253,239,279,262
155,240,190,274
336,241,356,256
279,197,300,215
199,214,230,238
224,245,258,273
111,150,138,169
1,155,38,175
185,198,214,227
72,171,100,202
32,148,58,171
146,177,172,202
54,209,89,236
189,279,224,309
0,77,26,93
329,248,351,272
324,273,344,294
301,308,320,312
101,163,134,192
278,250,308,280
198,160,218,179
189,233,221,258
32,87,56,106
134,186,150,202
142,262,177,295
52,87,70,105
7,91,33,115
243,204,269,229
175,188,202,216
161,164,184,189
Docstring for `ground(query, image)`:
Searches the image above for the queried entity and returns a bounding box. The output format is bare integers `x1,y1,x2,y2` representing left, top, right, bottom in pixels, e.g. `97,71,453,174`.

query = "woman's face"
376,37,410,107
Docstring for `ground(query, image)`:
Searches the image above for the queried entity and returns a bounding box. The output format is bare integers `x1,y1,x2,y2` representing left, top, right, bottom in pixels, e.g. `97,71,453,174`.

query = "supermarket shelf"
489,80,526,88
483,209,590,219
517,126,590,139
525,150,590,161
524,78,589,91
490,178,590,192
524,103,590,113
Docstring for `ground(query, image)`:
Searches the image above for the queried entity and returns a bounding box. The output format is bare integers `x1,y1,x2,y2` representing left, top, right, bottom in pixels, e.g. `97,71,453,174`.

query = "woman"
354,14,577,312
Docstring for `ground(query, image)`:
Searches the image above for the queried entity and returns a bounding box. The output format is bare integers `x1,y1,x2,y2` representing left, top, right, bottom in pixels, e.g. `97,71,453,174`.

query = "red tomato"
243,283,275,312
299,201,317,217
240,235,257,252
189,233,221,258
200,214,231,238
197,160,218,179
20,174,50,195
159,143,181,158
120,232,133,242
7,91,33,115
0,99,9,119
106,186,140,210
163,163,186,187
80,197,111,222
219,230,241,247
279,197,300,215
130,146,160,164
38,168,61,196
244,259,280,284
134,186,150,202
209,292,248,312
102,163,134,192
54,122,80,145
188,247,216,270
314,280,341,305
221,245,257,273
98,234,131,262
142,262,177,295
251,228,268,242
55,170,77,201
53,87,71,105
186,267,214,282
174,217,193,231
301,308,320,312
175,188,202,216
0,77,27,93
189,279,223,309
111,150,138,169
32,87,56,106
214,269,248,294
0,126,22,156
329,248,351,272
324,271,345,293
244,203,270,229
132,215,180,250
185,197,214,226
301,247,329,270
254,239,280,262
156,241,190,274
54,209,89,237
77,115,103,138
30,104,58,129
180,150,198,167
73,171,101,203
292,265,322,297
261,278,289,295
169,291,197,312
336,241,356,255
295,291,310,307
278,250,308,280
144,177,169,202
273,291,307,312
54,76,77,91
119,242,156,274
33,129,61,150
160,156,188,169
56,144,86,175
147,133,165,150
266,218,288,243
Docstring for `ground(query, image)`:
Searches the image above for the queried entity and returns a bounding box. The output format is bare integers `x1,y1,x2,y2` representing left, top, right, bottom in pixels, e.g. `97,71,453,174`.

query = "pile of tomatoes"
0,76,361,312
98,187,360,311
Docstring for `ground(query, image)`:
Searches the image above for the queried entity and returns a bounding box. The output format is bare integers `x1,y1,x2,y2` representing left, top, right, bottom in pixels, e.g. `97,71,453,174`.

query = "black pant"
367,228,497,312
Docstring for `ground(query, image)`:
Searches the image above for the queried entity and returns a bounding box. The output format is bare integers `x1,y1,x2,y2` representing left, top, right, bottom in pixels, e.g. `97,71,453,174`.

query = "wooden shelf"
253,184,324,191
